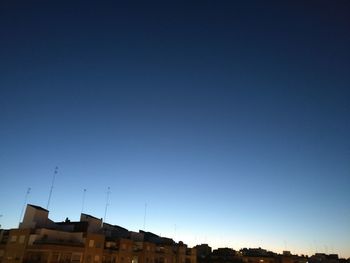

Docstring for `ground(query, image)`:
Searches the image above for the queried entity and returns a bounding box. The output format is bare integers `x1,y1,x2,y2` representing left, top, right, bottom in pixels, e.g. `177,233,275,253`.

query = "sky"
0,0,350,258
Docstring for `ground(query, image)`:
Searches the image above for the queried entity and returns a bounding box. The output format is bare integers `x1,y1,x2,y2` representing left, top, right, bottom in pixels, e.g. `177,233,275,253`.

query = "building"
0,204,196,263
194,244,211,261
309,254,340,263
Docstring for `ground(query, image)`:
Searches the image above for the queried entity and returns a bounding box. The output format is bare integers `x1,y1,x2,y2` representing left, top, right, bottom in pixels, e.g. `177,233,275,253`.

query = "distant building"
194,244,211,260
278,251,307,263
207,247,242,263
309,253,340,263
0,204,196,263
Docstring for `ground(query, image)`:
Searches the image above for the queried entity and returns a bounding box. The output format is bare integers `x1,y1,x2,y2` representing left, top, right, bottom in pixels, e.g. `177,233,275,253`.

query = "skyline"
1,0,350,258
3,202,349,259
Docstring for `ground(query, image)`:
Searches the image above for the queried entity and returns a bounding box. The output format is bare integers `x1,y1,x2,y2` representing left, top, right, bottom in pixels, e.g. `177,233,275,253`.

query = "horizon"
2,198,349,258
4,202,346,258
1,0,349,259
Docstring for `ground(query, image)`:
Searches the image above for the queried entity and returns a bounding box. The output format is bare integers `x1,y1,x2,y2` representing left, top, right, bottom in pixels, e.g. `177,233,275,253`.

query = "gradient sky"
1,0,350,258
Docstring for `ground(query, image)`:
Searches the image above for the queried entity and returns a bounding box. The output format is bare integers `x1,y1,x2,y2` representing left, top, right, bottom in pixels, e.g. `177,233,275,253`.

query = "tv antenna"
143,202,147,230
81,188,87,213
103,187,111,224
19,187,31,225
47,166,58,210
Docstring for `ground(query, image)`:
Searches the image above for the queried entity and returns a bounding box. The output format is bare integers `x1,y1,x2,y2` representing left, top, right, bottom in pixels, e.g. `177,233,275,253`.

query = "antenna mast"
81,188,87,213
47,166,58,210
19,187,31,226
143,203,147,230
103,187,110,224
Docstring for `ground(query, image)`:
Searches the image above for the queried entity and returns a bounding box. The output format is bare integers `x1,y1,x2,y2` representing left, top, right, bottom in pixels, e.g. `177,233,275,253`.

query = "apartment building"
0,204,196,263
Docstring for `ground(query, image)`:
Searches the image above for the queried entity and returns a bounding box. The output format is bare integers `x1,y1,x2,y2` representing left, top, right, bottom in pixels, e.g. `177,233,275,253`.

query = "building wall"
3,229,31,263
83,234,105,263
24,244,84,263
20,206,49,229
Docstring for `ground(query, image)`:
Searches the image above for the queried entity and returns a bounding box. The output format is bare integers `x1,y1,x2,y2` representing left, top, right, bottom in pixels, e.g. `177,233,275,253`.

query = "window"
51,253,60,263
72,253,81,263
10,235,17,242
19,235,25,244
62,253,72,262
89,240,95,247
95,255,100,262
28,235,36,245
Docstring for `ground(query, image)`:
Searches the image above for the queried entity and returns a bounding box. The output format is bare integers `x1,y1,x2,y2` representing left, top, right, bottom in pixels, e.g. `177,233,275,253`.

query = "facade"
0,205,196,263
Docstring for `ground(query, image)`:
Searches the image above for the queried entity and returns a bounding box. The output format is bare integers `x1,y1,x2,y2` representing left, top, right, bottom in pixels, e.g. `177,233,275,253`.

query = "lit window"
89,240,95,247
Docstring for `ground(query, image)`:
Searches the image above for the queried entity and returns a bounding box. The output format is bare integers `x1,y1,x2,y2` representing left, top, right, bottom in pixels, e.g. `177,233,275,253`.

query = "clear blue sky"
0,0,349,258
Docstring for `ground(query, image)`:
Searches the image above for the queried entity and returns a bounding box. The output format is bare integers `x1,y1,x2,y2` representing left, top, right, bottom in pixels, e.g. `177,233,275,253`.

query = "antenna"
47,166,58,210
19,187,31,226
81,189,87,214
143,203,147,230
313,240,317,253
103,187,110,224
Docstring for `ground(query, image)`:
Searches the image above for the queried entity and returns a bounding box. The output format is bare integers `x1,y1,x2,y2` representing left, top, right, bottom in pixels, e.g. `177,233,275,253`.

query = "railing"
32,239,85,247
